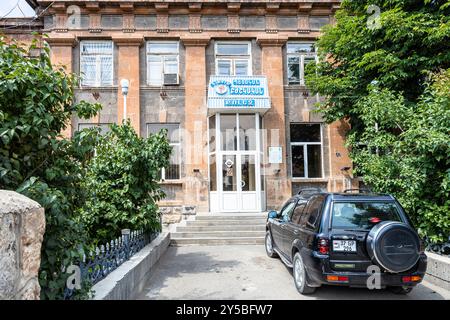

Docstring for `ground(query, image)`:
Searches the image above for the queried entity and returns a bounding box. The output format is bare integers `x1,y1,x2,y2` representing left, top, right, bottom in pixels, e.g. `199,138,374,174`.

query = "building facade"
7,0,356,216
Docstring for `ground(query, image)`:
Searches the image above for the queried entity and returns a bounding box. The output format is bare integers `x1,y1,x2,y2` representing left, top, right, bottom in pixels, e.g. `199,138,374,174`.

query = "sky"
0,0,36,18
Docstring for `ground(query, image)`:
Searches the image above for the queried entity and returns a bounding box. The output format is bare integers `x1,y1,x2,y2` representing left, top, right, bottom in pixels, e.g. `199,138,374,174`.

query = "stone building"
6,0,355,215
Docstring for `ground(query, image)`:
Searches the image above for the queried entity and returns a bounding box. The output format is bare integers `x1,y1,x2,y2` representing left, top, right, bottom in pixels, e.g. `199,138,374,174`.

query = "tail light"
327,275,349,282
402,276,421,283
317,237,329,255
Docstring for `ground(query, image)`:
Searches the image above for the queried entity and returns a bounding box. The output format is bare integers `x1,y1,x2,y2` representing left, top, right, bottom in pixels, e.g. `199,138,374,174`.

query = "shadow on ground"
136,245,448,300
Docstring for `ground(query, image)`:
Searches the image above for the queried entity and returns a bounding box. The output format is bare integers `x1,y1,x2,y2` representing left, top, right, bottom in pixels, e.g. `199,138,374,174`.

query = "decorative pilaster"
113,37,144,134
123,14,135,33
257,37,291,209
181,37,210,213
89,13,102,33
265,3,279,34
227,3,240,33
45,36,78,137
297,14,310,33
189,14,202,33
156,3,169,33
265,15,278,33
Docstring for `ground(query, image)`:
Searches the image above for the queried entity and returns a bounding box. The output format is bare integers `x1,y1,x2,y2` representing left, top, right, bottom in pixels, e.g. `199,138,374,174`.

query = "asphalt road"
136,245,450,300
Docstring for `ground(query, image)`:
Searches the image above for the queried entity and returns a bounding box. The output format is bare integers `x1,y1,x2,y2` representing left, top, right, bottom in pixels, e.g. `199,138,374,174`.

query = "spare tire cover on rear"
366,221,420,273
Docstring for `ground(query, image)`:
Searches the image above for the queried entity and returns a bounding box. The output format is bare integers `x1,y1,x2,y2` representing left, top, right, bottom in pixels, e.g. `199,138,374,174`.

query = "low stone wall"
0,190,45,300
426,252,450,291
91,232,170,300
160,205,196,225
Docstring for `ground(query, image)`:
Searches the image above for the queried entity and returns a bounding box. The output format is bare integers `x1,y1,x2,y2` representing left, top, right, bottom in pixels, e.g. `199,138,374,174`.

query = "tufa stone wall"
0,190,45,300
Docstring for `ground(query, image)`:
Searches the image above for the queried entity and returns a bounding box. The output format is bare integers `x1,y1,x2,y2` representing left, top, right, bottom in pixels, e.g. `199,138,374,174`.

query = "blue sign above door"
207,75,271,113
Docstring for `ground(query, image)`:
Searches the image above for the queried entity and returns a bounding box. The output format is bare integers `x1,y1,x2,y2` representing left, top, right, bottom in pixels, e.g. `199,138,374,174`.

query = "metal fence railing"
64,229,160,299
425,237,450,257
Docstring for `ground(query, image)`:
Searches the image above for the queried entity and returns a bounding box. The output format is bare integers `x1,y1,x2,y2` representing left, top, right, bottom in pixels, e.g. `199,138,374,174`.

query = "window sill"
284,84,308,89
77,86,118,90
291,178,328,183
159,179,183,185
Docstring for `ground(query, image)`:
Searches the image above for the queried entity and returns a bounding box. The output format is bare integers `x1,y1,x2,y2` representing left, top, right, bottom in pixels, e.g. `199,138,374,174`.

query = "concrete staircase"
170,213,267,246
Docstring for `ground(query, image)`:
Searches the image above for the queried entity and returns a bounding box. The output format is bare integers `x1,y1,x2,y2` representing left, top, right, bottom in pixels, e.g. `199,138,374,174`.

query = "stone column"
257,37,291,209
114,37,143,134
327,119,355,192
0,190,45,300
181,37,210,213
46,37,77,138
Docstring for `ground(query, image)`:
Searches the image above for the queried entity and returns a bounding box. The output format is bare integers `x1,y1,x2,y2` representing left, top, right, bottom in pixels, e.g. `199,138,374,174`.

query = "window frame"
147,123,181,181
299,195,325,230
214,41,252,76
280,200,297,222
286,41,318,86
146,41,180,86
79,40,114,87
290,123,324,179
291,201,306,225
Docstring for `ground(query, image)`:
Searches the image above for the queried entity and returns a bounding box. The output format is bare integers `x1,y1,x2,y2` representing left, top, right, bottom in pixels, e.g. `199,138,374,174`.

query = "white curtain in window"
80,41,113,87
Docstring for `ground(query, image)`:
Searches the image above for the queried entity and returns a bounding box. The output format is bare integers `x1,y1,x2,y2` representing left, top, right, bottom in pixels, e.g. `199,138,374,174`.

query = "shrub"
0,36,101,299
78,121,172,243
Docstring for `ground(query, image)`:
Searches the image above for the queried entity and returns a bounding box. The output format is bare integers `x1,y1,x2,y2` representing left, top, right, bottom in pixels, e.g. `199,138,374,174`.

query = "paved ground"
136,245,450,300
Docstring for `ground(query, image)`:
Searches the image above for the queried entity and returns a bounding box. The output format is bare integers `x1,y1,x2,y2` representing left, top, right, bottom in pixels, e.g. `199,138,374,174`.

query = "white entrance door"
221,153,259,212
208,113,264,212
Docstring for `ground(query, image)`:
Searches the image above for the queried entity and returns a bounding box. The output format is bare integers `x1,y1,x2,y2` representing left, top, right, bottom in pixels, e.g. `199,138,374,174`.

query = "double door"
220,152,259,212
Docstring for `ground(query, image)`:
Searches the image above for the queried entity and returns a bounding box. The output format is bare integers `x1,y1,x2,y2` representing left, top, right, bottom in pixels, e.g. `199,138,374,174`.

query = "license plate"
333,240,357,252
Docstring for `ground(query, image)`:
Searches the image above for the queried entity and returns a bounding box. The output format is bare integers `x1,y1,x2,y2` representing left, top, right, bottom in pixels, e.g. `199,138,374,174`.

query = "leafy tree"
0,36,101,299
305,1,450,242
78,121,171,243
1,36,172,298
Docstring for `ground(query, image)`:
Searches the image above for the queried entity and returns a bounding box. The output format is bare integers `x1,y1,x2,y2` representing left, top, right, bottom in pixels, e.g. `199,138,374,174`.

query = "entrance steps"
170,213,267,246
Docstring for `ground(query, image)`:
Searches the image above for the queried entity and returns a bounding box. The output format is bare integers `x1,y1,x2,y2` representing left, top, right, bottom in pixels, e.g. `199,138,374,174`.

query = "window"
147,41,179,86
215,42,251,76
280,201,297,222
291,124,323,178
300,195,325,229
309,16,330,30
291,202,306,225
147,123,181,180
80,41,113,87
331,202,402,230
286,42,317,85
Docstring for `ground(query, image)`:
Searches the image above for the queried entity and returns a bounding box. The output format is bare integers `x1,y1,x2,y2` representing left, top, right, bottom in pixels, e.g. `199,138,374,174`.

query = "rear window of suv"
331,201,402,230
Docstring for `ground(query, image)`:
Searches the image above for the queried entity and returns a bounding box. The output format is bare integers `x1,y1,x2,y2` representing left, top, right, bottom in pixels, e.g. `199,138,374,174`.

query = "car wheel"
388,286,414,295
265,231,278,258
293,252,316,295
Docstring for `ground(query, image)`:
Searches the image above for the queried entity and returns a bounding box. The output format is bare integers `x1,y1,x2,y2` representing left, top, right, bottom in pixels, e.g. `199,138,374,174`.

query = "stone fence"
0,190,45,300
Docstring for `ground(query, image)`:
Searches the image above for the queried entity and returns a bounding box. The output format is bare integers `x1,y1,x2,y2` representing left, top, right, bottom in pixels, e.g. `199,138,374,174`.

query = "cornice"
257,37,288,47
180,37,210,47
112,36,144,46
45,36,78,47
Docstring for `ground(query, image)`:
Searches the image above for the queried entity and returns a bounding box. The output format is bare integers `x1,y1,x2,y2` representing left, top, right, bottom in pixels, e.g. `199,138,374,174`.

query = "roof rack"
343,188,373,193
297,187,323,196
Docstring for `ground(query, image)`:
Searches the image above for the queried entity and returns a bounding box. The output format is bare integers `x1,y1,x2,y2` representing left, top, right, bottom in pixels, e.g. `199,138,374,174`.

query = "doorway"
209,113,265,212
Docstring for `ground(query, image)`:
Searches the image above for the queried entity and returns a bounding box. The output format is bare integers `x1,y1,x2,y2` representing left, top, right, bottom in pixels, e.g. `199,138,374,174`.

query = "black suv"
265,189,427,295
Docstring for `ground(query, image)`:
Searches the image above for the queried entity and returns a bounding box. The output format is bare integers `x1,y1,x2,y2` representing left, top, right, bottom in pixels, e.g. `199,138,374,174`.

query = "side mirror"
268,210,278,219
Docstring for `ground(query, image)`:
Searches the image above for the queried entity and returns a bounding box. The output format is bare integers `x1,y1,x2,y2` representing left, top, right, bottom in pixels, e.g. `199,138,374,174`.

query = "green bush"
0,37,171,299
0,36,101,299
305,1,450,242
348,71,450,243
78,121,172,243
